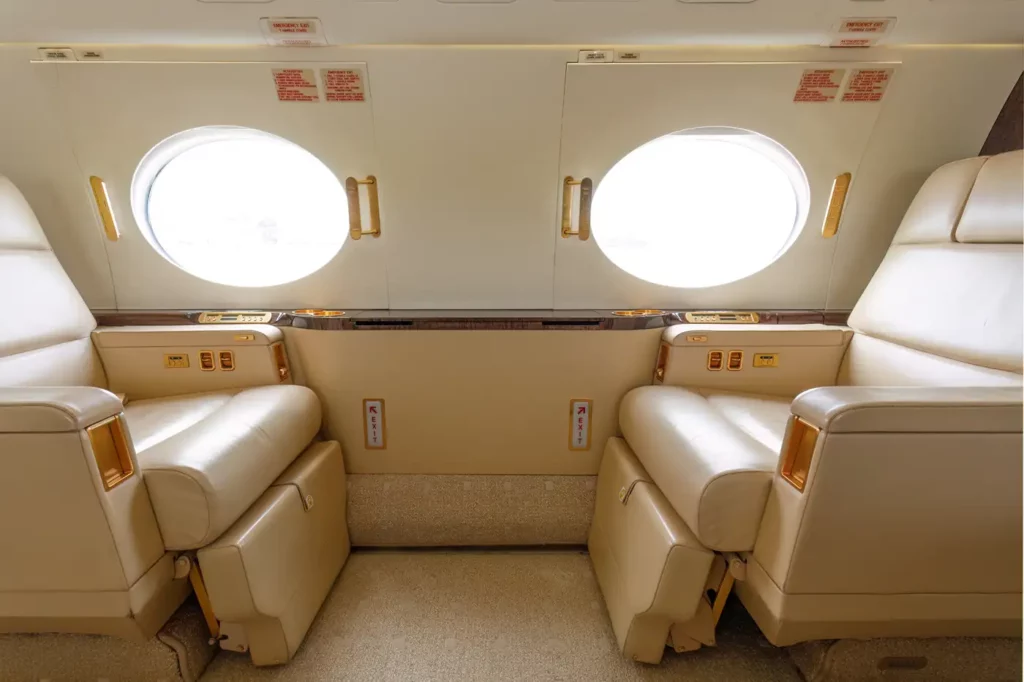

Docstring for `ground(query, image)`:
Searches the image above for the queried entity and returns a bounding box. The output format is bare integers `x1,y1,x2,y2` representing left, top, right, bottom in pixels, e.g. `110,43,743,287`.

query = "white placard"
260,17,328,47
569,399,592,451
363,399,386,449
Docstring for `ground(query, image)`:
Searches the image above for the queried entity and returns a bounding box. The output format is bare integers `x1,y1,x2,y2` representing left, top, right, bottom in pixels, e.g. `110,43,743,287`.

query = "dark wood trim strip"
92,309,851,331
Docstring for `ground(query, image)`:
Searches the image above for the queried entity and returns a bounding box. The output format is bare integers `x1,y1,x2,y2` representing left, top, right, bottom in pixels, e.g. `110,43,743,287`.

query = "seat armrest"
792,386,1023,433
0,386,124,432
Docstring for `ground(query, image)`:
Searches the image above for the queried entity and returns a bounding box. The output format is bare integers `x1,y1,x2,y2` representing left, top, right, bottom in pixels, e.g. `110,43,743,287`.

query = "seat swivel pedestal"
588,437,717,664
197,441,350,666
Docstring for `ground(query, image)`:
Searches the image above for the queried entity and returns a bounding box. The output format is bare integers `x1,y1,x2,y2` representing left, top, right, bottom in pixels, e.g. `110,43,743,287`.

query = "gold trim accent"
163,354,189,369
189,564,220,640
726,350,744,371
346,176,382,240
86,415,134,491
197,311,272,324
712,572,736,627
568,399,594,451
363,398,387,450
653,342,669,383
233,334,255,342
781,417,819,492
271,341,290,382
89,176,120,242
706,350,724,371
217,350,235,371
561,176,592,240
821,172,852,239
293,309,346,317
198,350,216,372
684,312,760,324
612,309,665,317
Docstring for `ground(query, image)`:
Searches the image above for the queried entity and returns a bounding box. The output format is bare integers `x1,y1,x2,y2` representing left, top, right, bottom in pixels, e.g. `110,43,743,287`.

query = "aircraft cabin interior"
0,0,1022,680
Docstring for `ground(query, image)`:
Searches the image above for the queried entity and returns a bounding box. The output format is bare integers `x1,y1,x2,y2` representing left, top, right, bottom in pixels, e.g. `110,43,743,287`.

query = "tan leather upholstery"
199,441,350,666
0,389,185,639
601,150,1024,655
792,385,1024,433
0,175,334,650
843,150,1023,384
127,386,322,550
620,386,788,552
955,150,1024,243
0,386,123,432
890,156,989,245
660,325,852,398
92,325,291,401
588,438,715,663
0,177,105,388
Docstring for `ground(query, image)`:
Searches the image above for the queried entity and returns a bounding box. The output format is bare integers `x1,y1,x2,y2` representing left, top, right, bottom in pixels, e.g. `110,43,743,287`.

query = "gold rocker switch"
727,350,744,371
199,350,216,371
707,350,724,371
218,350,235,371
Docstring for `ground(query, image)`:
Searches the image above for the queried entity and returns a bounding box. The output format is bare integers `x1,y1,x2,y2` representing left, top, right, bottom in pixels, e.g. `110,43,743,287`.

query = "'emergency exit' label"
363,399,387,449
272,69,320,103
794,69,845,103
322,69,366,102
837,17,895,34
841,68,893,103
569,399,593,451
261,17,327,46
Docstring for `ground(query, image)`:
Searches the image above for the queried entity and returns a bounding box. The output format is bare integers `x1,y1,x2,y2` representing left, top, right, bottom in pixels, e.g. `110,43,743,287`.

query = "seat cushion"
619,386,790,552
125,385,322,550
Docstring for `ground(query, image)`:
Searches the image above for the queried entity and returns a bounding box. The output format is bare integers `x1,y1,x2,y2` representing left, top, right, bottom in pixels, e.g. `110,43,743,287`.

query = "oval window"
131,127,347,288
591,127,810,289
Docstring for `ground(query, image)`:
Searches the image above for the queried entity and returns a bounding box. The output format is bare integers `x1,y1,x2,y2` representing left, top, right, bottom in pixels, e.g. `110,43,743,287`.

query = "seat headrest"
891,150,1023,247
0,176,52,251
955,150,1024,244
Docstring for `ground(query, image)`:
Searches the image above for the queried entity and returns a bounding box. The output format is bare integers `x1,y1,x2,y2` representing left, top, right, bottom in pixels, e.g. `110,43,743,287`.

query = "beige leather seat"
590,150,1023,662
0,175,350,665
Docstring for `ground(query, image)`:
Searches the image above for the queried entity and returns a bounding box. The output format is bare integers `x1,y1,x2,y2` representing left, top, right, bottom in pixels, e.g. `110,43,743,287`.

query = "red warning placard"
794,69,845,103
830,38,876,49
321,69,365,102
838,18,894,34
272,68,319,103
841,68,893,103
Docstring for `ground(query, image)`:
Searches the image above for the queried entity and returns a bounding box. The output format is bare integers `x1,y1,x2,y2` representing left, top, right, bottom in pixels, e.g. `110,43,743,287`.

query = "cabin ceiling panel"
0,0,1021,46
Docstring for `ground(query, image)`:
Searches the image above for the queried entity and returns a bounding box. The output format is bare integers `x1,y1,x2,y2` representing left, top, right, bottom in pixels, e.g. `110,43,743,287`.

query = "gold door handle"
346,176,381,240
821,172,851,239
89,176,120,242
561,176,592,240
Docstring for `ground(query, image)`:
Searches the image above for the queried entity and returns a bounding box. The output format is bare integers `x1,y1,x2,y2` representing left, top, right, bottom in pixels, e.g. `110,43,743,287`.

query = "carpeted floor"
203,549,802,682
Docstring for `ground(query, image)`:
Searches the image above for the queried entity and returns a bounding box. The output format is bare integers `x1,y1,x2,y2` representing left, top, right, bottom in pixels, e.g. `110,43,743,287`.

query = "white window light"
590,126,810,289
131,126,347,288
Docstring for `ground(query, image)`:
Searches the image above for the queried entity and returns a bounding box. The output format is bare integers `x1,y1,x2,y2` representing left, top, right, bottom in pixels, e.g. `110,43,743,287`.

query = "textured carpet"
0,598,216,682
203,549,802,682
347,474,597,546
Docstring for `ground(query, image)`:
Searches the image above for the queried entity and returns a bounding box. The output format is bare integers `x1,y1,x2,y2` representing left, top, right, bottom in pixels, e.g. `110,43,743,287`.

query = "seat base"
0,552,190,640
198,440,350,666
737,557,1023,647
588,437,717,664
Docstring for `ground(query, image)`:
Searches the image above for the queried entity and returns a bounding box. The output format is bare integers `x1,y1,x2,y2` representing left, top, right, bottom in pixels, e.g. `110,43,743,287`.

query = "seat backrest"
839,151,1023,387
0,176,106,387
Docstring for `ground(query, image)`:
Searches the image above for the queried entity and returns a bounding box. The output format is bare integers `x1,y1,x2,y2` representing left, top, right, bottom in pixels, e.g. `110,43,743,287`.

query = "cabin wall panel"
0,52,116,309
369,49,572,308
284,328,662,475
0,45,1019,313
